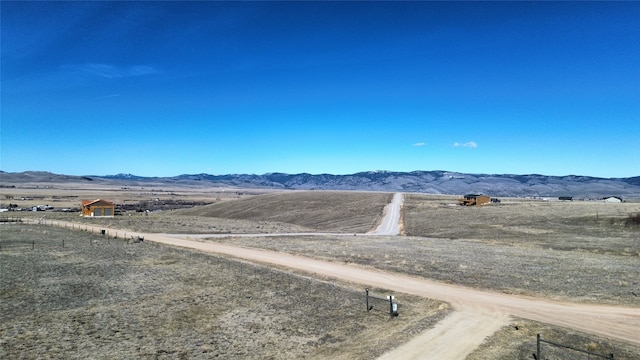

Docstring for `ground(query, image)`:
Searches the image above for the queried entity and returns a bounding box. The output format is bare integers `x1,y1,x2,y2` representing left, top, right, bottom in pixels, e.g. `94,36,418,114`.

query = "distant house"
82,199,115,217
32,205,53,211
603,196,622,203
559,196,573,201
459,194,491,206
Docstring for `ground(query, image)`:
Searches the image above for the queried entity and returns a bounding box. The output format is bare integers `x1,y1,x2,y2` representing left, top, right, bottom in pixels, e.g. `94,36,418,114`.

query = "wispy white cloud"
412,142,425,147
65,63,160,78
3,64,159,94
453,141,478,148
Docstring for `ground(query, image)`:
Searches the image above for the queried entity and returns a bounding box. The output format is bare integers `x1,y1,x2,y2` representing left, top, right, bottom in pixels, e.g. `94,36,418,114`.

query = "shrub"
625,212,640,227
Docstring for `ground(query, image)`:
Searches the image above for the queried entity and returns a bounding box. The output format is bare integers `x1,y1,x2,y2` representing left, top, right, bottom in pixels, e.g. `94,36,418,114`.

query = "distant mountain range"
2,170,639,199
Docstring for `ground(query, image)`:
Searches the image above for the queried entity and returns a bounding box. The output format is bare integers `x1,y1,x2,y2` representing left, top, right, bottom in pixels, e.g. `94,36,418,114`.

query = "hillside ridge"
1,170,639,198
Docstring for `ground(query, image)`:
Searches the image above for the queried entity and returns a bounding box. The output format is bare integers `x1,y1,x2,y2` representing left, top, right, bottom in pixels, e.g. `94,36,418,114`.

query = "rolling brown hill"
2,170,638,198
176,191,392,233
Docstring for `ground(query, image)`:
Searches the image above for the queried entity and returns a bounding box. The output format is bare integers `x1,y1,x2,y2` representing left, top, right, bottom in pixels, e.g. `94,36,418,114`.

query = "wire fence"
0,220,140,251
535,334,614,360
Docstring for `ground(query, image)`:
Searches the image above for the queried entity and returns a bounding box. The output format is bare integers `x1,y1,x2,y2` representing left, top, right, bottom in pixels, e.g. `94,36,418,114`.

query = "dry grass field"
2,188,639,359
5,191,391,234
403,194,640,256
177,191,393,233
466,319,640,360
0,224,447,359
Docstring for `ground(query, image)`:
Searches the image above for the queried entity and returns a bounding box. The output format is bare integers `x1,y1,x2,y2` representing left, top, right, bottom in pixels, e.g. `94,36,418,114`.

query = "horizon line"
1,169,637,180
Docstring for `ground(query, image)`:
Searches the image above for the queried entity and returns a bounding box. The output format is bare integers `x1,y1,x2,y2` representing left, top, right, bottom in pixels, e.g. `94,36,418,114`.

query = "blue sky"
1,1,639,178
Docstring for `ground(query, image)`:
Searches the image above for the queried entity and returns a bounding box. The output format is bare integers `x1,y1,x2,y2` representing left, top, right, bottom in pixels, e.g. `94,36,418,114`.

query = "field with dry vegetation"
0,224,447,359
176,191,393,233
403,194,640,256
467,319,640,360
2,188,639,359
8,191,391,235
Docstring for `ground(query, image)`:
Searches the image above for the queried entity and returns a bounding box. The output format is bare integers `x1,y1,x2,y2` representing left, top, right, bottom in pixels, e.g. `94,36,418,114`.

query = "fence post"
536,334,541,360
366,288,370,312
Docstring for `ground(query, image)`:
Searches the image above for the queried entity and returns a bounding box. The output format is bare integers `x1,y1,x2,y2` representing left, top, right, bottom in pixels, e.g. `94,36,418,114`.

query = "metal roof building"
81,199,115,217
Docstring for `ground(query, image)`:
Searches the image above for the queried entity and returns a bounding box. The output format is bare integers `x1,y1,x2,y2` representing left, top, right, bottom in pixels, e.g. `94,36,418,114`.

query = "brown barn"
82,199,115,217
459,194,491,206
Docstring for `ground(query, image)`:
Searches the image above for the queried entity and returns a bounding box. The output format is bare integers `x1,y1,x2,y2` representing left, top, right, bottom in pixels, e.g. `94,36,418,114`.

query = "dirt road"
154,235,640,338
93,230,640,347
368,192,403,235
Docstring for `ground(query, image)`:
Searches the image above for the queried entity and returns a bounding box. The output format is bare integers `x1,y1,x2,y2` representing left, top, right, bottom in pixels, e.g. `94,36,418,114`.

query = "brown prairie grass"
14,191,392,235
176,190,392,233
0,224,447,360
403,194,640,256
467,319,639,360
2,189,640,359
626,212,640,227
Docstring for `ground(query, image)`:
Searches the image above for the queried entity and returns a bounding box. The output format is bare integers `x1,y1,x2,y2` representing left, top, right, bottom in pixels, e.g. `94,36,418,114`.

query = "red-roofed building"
81,199,115,217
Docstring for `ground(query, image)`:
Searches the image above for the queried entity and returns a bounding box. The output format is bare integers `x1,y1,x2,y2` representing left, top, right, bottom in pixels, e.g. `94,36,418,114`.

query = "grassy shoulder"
467,318,640,360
